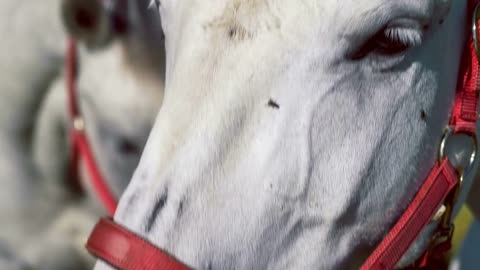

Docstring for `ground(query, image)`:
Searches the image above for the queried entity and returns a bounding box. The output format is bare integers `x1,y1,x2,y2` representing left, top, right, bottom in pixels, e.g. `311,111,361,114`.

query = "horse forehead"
159,0,455,120
191,0,381,14
165,0,451,66
176,0,444,25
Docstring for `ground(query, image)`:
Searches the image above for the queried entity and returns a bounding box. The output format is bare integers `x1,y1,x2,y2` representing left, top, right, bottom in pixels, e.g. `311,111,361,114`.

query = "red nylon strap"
87,218,190,270
362,1,480,268
360,160,458,270
66,39,118,215
73,131,117,215
66,40,83,193
450,1,480,135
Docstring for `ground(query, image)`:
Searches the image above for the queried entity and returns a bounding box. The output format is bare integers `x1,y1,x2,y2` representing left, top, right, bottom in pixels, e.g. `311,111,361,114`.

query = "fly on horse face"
88,0,480,269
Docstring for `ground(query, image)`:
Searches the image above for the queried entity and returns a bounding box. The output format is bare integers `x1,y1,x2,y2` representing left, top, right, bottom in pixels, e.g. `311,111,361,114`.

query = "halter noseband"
86,1,480,269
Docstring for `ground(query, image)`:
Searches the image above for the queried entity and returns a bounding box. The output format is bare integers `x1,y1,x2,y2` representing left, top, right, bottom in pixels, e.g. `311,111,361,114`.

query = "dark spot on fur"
177,200,184,216
126,193,139,208
268,99,280,109
439,19,444,25
228,27,236,38
421,110,426,121
226,24,249,41
117,192,139,221
146,189,168,232
138,169,150,183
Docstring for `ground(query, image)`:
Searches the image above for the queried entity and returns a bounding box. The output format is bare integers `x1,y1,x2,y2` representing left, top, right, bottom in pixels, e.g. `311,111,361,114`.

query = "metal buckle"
473,2,480,59
434,127,477,225
73,116,85,132
438,126,477,181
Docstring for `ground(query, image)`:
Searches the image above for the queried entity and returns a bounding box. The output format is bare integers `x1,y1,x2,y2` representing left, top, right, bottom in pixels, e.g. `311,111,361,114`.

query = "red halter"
66,40,118,215
86,1,480,269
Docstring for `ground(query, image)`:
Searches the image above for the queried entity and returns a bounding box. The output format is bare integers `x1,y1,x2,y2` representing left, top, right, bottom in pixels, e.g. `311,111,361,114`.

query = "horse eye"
350,27,419,60
373,33,411,56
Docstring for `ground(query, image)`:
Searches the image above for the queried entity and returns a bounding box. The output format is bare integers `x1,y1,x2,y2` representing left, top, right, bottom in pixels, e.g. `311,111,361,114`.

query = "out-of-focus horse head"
34,0,166,197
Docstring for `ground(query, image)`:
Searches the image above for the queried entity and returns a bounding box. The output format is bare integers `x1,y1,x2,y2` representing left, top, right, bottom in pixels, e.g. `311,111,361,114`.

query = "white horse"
0,0,165,269
95,1,480,269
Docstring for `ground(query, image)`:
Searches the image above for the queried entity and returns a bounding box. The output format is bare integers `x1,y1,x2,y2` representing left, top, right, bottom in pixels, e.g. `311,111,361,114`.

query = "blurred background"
0,0,165,269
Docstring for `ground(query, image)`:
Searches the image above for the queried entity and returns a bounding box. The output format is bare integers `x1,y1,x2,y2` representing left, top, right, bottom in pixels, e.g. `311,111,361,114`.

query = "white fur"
96,0,479,269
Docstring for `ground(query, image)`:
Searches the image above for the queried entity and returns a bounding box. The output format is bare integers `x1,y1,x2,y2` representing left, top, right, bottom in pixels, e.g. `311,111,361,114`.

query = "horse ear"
61,0,114,49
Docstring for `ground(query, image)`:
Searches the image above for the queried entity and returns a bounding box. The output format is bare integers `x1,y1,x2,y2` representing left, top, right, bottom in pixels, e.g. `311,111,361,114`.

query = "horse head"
95,1,478,269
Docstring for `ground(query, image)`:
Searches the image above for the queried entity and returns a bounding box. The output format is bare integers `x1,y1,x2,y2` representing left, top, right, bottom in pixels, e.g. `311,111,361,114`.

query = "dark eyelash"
349,27,420,60
384,28,421,48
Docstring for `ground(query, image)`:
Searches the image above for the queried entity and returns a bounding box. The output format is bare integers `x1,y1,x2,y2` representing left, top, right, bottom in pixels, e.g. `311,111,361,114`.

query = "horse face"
101,0,470,269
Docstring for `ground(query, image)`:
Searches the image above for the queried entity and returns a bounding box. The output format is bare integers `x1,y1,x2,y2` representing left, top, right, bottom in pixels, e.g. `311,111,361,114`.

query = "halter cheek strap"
67,40,118,215
450,28,480,135
86,1,480,269
66,0,131,215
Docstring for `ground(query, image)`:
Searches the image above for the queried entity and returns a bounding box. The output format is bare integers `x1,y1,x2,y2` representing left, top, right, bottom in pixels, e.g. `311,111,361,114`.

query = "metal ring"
438,126,478,179
473,3,480,59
